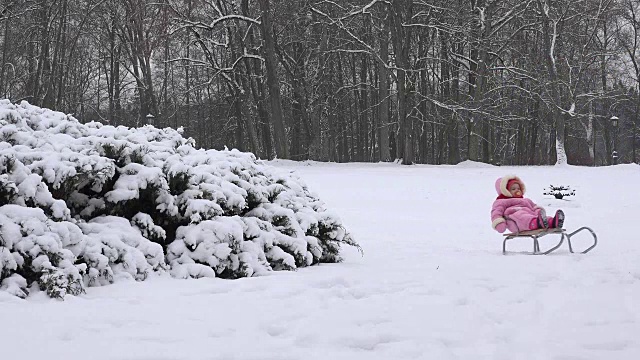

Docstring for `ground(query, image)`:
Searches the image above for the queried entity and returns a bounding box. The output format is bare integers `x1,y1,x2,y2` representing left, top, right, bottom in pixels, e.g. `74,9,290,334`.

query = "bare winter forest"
1,0,639,165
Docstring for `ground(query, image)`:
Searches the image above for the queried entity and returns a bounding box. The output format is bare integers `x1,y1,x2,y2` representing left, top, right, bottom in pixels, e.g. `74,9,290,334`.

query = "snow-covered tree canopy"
0,100,360,299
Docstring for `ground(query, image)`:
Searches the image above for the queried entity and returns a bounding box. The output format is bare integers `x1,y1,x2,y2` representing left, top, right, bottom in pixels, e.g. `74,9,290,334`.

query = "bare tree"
258,0,289,159
0,0,636,166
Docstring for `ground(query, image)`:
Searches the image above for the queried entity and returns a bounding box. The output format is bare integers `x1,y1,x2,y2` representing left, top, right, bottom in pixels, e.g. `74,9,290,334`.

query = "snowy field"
1,160,639,360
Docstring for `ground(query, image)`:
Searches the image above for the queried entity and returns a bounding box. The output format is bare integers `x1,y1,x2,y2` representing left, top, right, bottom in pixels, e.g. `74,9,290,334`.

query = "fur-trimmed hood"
494,175,526,198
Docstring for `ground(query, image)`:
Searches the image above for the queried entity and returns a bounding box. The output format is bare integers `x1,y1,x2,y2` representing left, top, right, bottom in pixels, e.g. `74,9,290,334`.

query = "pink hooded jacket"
491,175,542,233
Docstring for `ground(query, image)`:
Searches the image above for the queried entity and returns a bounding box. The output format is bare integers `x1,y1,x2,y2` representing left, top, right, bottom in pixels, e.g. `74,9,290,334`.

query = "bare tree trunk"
251,56,273,159
233,94,244,150
471,0,491,163
449,39,462,163
529,115,539,165
337,53,349,162
360,53,369,162
258,0,288,159
119,0,160,125
588,113,594,165
54,0,69,110
635,94,639,164
316,19,332,161
162,0,169,127
27,2,51,106
418,36,428,164
539,0,567,165
0,1,11,97
106,8,117,123
440,30,458,164
602,23,612,165
240,0,269,158
378,13,391,162
328,57,338,162
467,1,480,162
240,77,260,155
349,54,358,161
391,0,414,165
288,41,311,160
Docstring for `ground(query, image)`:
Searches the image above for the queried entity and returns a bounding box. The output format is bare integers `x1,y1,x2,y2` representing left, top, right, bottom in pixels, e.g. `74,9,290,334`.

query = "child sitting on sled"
491,175,565,233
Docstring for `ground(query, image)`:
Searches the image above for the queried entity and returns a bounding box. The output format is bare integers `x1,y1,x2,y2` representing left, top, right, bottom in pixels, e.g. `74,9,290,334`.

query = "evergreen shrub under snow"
0,100,361,298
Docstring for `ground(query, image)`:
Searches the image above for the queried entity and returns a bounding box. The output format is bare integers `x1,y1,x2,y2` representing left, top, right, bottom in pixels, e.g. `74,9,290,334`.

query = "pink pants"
505,208,552,232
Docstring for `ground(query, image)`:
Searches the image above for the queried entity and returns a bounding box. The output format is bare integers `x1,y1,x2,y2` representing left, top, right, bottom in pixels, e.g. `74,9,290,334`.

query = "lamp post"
611,116,619,165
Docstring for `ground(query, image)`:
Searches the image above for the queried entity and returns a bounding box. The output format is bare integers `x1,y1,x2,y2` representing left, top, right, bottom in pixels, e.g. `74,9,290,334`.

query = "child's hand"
495,222,507,233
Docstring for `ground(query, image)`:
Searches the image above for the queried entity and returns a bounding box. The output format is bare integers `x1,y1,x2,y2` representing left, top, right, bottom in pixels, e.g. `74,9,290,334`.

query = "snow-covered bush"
0,100,360,298
0,205,84,298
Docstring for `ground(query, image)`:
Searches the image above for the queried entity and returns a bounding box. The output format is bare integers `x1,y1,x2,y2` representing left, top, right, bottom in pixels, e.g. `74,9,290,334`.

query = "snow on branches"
0,100,360,299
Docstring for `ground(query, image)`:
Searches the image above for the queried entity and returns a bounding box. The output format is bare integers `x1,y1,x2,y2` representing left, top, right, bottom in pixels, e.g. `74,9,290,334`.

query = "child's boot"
528,218,539,230
537,208,549,229
551,210,565,228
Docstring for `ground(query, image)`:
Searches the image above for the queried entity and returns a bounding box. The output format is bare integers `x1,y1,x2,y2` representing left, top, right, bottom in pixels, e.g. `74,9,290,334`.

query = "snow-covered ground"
1,160,639,360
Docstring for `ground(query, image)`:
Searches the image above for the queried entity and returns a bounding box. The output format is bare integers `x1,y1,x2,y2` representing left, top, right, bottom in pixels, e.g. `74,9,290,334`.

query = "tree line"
1,0,639,165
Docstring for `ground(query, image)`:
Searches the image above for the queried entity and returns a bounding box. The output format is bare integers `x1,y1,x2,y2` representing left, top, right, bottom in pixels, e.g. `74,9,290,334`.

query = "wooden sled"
502,227,597,255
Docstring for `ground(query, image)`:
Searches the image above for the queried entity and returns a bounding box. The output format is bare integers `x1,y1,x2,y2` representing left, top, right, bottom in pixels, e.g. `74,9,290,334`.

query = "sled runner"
502,227,597,255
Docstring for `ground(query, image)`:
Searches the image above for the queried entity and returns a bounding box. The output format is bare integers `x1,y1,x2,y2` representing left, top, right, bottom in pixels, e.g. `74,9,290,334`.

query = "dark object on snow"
543,185,575,199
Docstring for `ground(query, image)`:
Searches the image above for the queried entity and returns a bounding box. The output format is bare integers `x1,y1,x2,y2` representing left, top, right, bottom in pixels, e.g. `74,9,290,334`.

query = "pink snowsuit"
491,175,543,233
